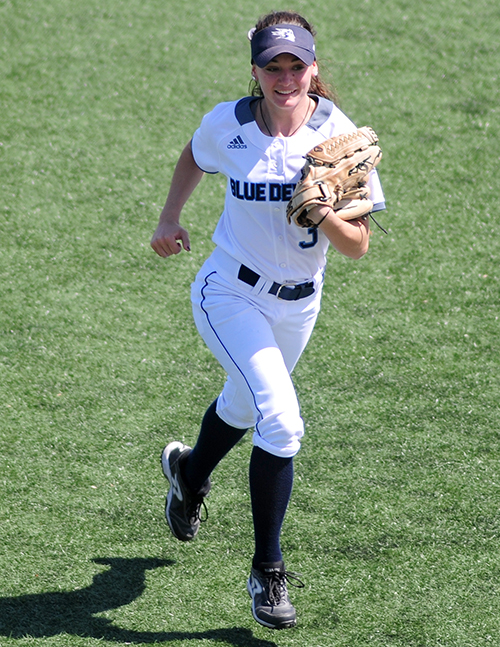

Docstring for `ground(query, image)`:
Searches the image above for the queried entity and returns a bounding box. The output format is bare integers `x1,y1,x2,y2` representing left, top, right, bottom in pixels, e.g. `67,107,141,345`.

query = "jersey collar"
234,95,334,131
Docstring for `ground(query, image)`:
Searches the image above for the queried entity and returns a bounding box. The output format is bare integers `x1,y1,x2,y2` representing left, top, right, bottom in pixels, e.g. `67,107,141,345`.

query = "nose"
278,69,294,85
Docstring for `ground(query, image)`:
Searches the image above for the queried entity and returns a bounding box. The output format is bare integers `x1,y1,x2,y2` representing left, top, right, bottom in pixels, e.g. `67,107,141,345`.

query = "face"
252,53,318,111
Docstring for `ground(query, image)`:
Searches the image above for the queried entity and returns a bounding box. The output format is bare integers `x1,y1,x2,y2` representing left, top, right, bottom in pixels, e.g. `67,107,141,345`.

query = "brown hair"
249,11,337,103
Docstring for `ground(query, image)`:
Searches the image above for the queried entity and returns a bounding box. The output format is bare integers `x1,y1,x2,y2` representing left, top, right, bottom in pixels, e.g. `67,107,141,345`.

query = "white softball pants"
191,247,324,458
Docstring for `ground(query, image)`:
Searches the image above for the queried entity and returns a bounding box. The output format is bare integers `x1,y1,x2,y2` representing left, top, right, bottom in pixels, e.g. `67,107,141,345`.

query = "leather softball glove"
286,127,382,228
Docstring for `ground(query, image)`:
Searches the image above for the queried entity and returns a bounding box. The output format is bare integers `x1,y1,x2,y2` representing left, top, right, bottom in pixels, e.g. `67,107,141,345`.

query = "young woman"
151,11,385,630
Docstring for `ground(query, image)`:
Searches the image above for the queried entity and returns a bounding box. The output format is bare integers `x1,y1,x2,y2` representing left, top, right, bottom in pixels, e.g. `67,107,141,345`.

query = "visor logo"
271,28,296,42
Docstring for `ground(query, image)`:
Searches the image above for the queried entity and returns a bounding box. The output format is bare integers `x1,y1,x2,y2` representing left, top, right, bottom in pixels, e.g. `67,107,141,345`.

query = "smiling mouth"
276,89,296,95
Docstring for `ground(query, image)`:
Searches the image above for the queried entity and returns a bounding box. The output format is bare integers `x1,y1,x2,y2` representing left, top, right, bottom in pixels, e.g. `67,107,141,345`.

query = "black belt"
238,265,315,301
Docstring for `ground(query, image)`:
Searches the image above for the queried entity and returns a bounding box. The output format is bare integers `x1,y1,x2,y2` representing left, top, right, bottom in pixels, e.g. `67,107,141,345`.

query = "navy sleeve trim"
191,143,219,175
371,202,386,213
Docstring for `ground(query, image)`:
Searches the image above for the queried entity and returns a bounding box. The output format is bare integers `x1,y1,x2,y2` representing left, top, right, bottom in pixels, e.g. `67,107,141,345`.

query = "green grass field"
1,0,499,645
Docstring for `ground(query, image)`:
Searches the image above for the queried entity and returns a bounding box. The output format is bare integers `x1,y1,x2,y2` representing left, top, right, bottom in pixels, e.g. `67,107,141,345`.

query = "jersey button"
280,263,286,268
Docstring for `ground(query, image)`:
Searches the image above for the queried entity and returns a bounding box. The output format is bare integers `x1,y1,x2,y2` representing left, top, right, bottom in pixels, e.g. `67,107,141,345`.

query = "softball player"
151,10,385,629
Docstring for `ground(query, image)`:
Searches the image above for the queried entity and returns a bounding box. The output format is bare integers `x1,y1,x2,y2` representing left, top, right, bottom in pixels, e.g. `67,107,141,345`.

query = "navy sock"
249,446,293,569
183,399,247,493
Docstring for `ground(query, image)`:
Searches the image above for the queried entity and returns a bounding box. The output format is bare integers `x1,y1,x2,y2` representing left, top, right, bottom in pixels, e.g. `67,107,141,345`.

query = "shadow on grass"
0,557,276,646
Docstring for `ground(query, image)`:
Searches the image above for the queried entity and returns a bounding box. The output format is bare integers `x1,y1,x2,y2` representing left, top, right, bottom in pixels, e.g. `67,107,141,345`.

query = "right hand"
150,219,191,258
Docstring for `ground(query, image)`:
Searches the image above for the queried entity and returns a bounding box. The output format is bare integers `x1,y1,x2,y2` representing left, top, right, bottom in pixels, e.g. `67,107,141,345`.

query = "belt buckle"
276,284,290,300
277,283,302,300
274,281,314,300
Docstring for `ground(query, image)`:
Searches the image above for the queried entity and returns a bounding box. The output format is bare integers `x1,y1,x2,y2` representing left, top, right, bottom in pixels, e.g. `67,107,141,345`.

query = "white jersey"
192,95,385,284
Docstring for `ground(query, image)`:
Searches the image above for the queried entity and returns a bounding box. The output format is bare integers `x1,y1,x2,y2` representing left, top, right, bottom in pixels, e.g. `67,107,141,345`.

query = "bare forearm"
316,207,370,259
158,140,205,224
151,141,205,257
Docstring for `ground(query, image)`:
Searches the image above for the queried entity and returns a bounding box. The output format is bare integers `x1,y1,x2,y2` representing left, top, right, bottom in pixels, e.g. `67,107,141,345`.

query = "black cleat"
161,442,210,541
247,561,304,629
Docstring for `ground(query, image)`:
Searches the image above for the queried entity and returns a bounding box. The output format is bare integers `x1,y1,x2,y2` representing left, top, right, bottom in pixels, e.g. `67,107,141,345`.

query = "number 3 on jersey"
299,228,318,249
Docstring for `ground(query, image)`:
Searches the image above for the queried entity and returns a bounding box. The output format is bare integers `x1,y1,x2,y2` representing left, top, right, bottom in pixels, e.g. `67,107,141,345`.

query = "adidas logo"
227,135,247,149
